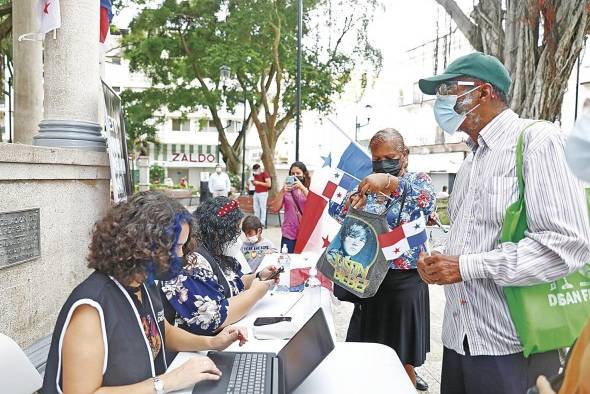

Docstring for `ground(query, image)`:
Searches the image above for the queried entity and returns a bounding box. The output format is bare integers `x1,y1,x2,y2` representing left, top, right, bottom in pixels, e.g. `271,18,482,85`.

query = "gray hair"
369,128,406,152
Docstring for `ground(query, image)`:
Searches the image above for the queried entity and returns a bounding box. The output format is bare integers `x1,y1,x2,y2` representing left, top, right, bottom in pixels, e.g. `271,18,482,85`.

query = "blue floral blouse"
332,172,436,270
161,252,245,335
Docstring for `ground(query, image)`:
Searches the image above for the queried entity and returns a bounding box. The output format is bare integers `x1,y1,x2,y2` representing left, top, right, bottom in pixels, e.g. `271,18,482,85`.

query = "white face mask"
247,235,259,243
216,168,222,174
566,108,590,183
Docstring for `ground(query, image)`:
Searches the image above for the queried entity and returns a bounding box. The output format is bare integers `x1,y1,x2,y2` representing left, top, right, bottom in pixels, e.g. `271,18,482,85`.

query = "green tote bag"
501,123,590,357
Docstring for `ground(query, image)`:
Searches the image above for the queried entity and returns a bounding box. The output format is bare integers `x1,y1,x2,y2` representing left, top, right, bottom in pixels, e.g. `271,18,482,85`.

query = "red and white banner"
38,0,61,35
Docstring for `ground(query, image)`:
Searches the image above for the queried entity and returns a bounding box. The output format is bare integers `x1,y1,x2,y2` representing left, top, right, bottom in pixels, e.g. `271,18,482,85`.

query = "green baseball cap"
418,52,512,96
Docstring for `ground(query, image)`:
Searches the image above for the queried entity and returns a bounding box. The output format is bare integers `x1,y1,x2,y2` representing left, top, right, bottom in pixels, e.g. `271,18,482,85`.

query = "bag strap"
515,121,545,199
394,185,408,226
291,190,304,217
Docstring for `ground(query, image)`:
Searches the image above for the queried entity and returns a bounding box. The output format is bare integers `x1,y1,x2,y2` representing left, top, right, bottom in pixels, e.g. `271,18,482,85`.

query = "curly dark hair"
193,196,244,271
87,191,196,284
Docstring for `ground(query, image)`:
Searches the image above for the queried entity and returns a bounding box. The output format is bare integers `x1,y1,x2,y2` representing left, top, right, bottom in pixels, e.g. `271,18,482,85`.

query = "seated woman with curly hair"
42,191,247,394
161,196,279,335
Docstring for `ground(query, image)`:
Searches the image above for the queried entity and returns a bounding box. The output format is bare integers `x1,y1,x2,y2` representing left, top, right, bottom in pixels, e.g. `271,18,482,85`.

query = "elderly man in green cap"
414,52,590,393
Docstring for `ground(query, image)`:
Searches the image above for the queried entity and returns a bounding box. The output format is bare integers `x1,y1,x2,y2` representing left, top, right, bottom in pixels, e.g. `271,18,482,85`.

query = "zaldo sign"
170,153,216,163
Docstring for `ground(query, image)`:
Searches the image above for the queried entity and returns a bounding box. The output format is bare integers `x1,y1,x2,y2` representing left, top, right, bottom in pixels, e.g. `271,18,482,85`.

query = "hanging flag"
378,215,428,260
294,120,372,253
100,0,113,43
38,0,61,35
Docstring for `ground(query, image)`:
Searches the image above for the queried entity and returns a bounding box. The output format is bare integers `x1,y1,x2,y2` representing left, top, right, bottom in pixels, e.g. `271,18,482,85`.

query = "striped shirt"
442,109,590,356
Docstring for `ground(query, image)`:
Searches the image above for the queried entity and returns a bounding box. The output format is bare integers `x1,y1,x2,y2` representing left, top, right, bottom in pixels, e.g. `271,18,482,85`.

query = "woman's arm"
164,320,247,351
220,279,273,328
270,188,286,212
61,305,220,394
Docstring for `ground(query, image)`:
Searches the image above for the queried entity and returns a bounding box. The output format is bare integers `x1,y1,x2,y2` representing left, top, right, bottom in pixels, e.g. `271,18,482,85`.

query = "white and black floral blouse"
161,252,245,335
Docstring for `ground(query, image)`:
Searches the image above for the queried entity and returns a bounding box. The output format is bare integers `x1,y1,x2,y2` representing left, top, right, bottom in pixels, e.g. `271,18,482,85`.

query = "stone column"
13,0,43,145
33,0,106,151
137,156,150,192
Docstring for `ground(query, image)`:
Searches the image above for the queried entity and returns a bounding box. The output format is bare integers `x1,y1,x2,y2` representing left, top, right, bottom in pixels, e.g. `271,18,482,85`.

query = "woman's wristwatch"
153,376,165,394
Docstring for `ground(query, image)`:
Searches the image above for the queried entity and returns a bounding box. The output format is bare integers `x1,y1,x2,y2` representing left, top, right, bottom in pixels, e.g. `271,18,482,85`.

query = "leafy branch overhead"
122,0,382,188
436,0,590,121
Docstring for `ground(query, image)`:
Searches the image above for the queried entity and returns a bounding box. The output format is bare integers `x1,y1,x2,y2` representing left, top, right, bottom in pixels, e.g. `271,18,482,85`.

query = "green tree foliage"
121,0,382,191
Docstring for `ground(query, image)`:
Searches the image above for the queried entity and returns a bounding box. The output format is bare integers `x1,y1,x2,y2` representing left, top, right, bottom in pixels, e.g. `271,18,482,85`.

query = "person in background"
535,99,590,394
252,164,272,226
161,197,279,336
208,164,231,197
247,173,256,195
333,128,435,391
437,185,449,199
42,191,247,394
241,215,278,272
416,52,590,394
271,161,310,253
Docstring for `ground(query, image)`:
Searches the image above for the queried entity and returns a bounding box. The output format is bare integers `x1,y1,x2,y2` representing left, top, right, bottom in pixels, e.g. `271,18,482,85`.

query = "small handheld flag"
378,215,428,260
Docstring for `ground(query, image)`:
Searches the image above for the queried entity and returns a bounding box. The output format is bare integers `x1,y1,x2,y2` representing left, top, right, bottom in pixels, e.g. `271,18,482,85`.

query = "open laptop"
193,308,335,394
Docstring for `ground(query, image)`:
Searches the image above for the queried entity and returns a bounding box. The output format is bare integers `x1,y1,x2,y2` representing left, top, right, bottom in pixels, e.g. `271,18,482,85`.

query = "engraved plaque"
0,209,41,268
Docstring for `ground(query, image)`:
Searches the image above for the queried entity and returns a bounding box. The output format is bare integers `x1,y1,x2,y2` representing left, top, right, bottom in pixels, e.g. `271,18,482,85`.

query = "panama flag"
294,120,372,253
321,170,358,205
38,0,61,35
378,215,428,260
100,0,114,43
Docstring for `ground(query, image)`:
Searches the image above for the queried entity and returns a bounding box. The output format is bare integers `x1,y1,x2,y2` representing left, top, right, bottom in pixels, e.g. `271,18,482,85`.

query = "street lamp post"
240,95,247,195
355,104,373,142
295,0,303,161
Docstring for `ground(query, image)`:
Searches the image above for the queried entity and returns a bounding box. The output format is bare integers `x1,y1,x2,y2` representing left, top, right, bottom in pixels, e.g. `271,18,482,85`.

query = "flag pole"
326,117,371,157
420,211,432,256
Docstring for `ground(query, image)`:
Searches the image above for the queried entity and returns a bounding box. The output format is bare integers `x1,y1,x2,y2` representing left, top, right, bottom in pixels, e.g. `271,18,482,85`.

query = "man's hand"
417,252,463,285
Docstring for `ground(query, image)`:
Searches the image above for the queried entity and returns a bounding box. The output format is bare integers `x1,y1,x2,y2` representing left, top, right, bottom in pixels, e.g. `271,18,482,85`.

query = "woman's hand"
210,325,248,350
163,356,222,392
282,183,293,193
358,173,398,196
250,277,275,296
349,192,367,209
535,376,557,394
258,265,280,282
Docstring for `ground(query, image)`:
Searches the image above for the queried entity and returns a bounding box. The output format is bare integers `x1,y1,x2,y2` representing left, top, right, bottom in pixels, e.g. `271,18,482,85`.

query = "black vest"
42,271,168,393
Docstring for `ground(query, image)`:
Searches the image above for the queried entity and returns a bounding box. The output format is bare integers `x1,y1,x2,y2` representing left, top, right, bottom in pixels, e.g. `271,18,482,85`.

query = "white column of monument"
33,0,106,151
12,0,43,145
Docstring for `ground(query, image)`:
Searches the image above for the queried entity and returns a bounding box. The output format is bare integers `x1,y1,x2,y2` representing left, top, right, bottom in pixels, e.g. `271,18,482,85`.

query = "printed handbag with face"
317,206,392,299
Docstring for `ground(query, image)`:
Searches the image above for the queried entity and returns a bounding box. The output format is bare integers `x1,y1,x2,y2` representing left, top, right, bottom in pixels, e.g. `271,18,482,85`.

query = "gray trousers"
253,192,268,226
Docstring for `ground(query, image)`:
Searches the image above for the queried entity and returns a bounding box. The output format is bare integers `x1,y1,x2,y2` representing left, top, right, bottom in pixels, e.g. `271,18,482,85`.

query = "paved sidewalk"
263,226,445,394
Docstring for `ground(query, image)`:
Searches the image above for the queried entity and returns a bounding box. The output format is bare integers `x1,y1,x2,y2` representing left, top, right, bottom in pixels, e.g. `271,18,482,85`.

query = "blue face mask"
433,86,481,135
566,109,590,183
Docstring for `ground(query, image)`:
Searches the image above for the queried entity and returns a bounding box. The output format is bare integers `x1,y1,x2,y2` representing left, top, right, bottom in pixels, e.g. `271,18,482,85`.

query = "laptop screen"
277,308,335,393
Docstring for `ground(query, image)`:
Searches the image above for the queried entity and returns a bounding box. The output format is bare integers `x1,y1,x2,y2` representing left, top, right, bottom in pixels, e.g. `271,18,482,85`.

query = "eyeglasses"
436,80,476,96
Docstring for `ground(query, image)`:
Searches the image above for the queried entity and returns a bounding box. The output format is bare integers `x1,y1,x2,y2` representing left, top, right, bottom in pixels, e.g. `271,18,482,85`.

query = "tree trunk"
255,122,279,196
436,0,590,122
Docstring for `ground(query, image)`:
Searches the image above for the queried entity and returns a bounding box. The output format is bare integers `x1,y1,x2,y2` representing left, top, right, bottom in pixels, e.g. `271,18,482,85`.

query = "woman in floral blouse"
332,128,436,389
161,197,278,335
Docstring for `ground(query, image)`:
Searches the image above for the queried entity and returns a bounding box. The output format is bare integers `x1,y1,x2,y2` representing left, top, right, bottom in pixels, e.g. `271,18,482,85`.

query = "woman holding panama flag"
332,128,436,390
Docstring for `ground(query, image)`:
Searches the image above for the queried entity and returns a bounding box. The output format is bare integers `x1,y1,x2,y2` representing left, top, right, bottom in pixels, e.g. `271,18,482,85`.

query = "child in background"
241,215,277,272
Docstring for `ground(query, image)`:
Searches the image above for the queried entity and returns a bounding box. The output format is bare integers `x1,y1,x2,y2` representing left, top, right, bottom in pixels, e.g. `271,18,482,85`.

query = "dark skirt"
347,269,430,367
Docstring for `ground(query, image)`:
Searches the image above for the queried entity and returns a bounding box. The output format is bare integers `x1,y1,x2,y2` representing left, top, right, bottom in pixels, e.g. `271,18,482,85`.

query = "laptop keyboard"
226,353,268,394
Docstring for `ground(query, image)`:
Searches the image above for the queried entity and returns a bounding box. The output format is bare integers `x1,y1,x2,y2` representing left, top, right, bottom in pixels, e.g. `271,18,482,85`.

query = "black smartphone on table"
253,316,292,326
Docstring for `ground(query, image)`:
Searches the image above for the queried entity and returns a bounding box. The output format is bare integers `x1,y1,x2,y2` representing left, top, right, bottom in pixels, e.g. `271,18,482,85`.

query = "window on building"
113,86,121,93
412,82,422,104
172,118,191,132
